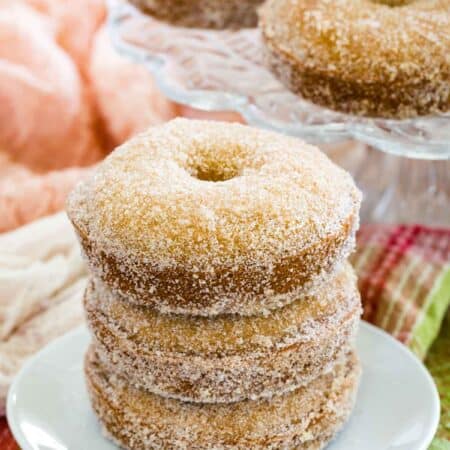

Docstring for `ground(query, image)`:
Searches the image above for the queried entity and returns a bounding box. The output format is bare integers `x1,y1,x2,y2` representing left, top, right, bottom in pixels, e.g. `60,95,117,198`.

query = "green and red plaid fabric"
352,224,450,358
1,224,449,449
351,224,450,449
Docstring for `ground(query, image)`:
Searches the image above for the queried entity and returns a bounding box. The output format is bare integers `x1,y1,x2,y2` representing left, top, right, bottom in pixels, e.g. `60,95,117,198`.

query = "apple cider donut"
67,119,361,316
260,0,450,118
129,0,264,29
85,263,361,403
86,347,361,450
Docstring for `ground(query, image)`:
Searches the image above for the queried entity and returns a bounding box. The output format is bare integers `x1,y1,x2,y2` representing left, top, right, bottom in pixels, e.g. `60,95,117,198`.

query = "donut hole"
186,146,256,182
193,165,240,182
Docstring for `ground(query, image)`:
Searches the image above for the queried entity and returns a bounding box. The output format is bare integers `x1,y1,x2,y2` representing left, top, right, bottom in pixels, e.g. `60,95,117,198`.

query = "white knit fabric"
0,212,86,414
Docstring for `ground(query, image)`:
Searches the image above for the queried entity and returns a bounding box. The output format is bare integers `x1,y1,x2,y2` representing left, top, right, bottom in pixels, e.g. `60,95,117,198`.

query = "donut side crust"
86,307,360,403
75,211,358,316
83,263,360,356
261,22,450,118
85,347,361,449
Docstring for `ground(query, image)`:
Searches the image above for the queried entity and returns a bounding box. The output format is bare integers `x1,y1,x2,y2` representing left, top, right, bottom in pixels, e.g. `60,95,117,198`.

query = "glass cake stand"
108,0,450,226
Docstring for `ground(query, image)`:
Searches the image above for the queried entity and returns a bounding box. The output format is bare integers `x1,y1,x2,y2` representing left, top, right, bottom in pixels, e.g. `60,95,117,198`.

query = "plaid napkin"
352,224,450,359
1,223,449,449
351,224,450,449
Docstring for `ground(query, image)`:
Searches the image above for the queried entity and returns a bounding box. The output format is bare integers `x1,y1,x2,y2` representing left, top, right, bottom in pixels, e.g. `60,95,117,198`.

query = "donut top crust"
67,119,360,269
86,263,360,357
260,0,450,85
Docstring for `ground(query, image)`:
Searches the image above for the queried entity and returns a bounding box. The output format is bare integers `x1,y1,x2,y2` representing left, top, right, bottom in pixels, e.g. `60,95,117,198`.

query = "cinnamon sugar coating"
129,0,264,29
67,119,361,316
85,263,361,403
260,0,450,118
85,347,361,449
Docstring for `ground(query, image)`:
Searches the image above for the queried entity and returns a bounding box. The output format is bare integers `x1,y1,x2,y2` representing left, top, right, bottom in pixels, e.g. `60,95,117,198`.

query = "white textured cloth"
0,212,86,414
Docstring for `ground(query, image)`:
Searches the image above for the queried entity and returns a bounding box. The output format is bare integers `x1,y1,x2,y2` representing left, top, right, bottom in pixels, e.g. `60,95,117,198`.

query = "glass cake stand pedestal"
108,0,450,226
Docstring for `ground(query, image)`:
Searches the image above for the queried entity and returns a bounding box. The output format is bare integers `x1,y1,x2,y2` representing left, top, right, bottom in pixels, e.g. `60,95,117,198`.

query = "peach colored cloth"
89,26,178,146
0,154,92,233
0,1,177,233
26,0,106,71
0,2,103,172
89,25,245,146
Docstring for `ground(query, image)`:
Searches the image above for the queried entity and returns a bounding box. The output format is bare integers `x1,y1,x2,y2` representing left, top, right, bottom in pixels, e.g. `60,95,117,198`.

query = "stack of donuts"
67,118,363,450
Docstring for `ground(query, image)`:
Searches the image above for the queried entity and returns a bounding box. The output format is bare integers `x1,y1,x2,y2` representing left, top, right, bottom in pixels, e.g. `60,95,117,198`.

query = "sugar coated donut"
260,0,450,118
67,119,361,316
85,346,361,450
85,263,361,403
129,0,264,29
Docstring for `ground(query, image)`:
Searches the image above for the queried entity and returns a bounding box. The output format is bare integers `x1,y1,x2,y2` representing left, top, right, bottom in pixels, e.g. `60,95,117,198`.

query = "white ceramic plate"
7,322,440,450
